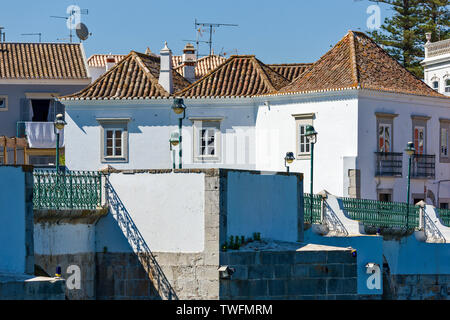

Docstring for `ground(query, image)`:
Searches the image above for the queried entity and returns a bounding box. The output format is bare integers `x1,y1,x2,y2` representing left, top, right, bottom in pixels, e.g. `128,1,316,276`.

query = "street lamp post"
305,125,318,222
53,114,66,172
171,98,186,169
169,132,180,170
284,152,295,173
405,141,416,229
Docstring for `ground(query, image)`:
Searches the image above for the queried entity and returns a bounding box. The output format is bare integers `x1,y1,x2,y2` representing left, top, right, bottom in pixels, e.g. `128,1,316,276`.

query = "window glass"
441,127,448,157
446,79,450,93
299,125,311,154
378,124,391,152
199,127,216,156
0,97,5,109
433,81,439,90
105,129,122,157
414,126,425,154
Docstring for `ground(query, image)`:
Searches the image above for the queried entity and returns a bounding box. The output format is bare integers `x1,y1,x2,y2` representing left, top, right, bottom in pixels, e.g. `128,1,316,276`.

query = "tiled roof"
268,63,312,82
176,55,290,98
63,51,191,100
173,55,227,80
0,42,88,79
87,54,126,67
88,53,226,81
279,31,445,98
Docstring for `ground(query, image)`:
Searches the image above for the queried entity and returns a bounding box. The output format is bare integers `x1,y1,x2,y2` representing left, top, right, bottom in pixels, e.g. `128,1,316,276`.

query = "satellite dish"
75,22,89,41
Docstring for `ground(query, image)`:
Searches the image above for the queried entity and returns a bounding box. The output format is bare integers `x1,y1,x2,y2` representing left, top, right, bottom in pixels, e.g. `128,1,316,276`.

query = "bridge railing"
33,170,102,210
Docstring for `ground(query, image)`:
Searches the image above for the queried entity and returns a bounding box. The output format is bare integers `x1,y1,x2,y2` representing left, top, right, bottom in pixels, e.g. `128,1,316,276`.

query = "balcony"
411,154,435,179
16,121,64,149
375,152,403,177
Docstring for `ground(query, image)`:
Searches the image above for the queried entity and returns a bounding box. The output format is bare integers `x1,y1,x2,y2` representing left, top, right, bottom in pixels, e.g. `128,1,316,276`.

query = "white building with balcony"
422,34,450,96
61,31,450,207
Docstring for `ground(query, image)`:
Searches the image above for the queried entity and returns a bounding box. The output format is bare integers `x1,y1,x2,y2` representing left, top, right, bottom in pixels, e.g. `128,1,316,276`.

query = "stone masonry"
220,246,358,300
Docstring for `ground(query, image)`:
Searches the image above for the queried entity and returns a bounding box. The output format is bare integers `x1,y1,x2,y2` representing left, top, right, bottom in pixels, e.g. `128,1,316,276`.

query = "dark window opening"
31,99,51,122
440,203,449,209
378,193,392,202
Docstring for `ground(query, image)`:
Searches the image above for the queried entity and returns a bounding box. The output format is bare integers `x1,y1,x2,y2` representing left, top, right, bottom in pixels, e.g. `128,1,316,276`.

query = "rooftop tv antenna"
50,7,88,43
21,33,42,43
194,19,238,57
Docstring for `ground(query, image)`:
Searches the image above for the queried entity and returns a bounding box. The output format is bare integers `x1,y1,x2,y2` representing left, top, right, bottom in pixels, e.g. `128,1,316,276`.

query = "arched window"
432,80,439,91
445,79,450,93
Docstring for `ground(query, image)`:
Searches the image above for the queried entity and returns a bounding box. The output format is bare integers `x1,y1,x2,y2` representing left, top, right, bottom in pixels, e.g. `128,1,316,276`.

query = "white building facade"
422,36,450,96
62,31,450,207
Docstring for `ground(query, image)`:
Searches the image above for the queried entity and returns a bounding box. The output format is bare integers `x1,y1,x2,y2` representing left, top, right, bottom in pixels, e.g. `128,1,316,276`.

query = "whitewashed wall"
34,223,96,255
358,92,450,203
64,99,256,171
99,172,206,253
255,92,359,196
226,170,302,242
0,166,28,274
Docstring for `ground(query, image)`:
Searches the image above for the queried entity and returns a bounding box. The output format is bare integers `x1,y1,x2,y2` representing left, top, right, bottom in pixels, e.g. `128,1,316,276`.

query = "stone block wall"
384,274,450,300
219,248,359,300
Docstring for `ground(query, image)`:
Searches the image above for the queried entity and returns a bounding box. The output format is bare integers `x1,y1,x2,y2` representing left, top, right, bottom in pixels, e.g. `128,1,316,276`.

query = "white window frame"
432,80,439,91
192,119,221,163
445,78,450,93
292,113,314,159
97,118,130,163
414,126,426,155
105,128,124,158
0,95,8,111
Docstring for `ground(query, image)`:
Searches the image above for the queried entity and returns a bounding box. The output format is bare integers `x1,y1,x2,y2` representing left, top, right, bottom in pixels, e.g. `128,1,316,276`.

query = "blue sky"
0,0,392,64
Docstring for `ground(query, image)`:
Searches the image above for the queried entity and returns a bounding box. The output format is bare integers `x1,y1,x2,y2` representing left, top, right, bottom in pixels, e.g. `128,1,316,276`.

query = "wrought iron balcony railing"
411,154,435,179
375,152,403,177
33,170,102,210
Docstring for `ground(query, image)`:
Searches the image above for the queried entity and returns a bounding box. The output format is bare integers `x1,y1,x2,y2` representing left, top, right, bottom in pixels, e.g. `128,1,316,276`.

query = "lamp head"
305,125,317,143
54,114,66,130
169,131,180,146
172,98,186,115
405,141,415,156
285,152,295,164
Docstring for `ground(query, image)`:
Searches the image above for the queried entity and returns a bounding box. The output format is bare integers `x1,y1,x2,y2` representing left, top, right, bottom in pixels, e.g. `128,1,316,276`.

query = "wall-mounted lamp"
218,265,235,280
284,152,295,173
53,113,66,172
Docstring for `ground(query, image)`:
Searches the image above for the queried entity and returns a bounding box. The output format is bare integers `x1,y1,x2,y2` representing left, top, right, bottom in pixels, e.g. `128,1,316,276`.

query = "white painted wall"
226,170,301,242
103,172,206,253
34,223,95,255
358,92,450,203
64,100,256,171
0,166,27,273
255,92,359,196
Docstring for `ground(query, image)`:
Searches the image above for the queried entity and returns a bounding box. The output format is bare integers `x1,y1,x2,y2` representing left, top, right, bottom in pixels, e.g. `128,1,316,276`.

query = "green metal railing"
33,170,102,210
303,193,322,224
303,194,421,229
437,208,450,227
340,197,420,229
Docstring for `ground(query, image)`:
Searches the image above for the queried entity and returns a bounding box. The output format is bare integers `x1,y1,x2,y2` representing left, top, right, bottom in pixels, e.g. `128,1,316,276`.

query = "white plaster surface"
226,171,300,242
34,223,96,255
0,167,26,274
104,172,206,253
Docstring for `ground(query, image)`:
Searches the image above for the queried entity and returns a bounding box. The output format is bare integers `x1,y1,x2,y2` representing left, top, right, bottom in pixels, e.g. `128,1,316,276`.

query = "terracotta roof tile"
173,55,227,80
267,63,312,82
279,31,446,98
176,55,290,97
0,42,88,79
64,51,191,100
87,54,126,67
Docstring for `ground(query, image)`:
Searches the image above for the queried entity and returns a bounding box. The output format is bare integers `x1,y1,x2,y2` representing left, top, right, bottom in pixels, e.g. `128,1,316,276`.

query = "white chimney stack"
105,55,116,72
182,43,197,83
159,42,173,94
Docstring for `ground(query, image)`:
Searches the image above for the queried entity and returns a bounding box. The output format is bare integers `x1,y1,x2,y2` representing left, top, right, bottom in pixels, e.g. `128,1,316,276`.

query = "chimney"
159,42,173,94
182,43,197,83
105,55,116,72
